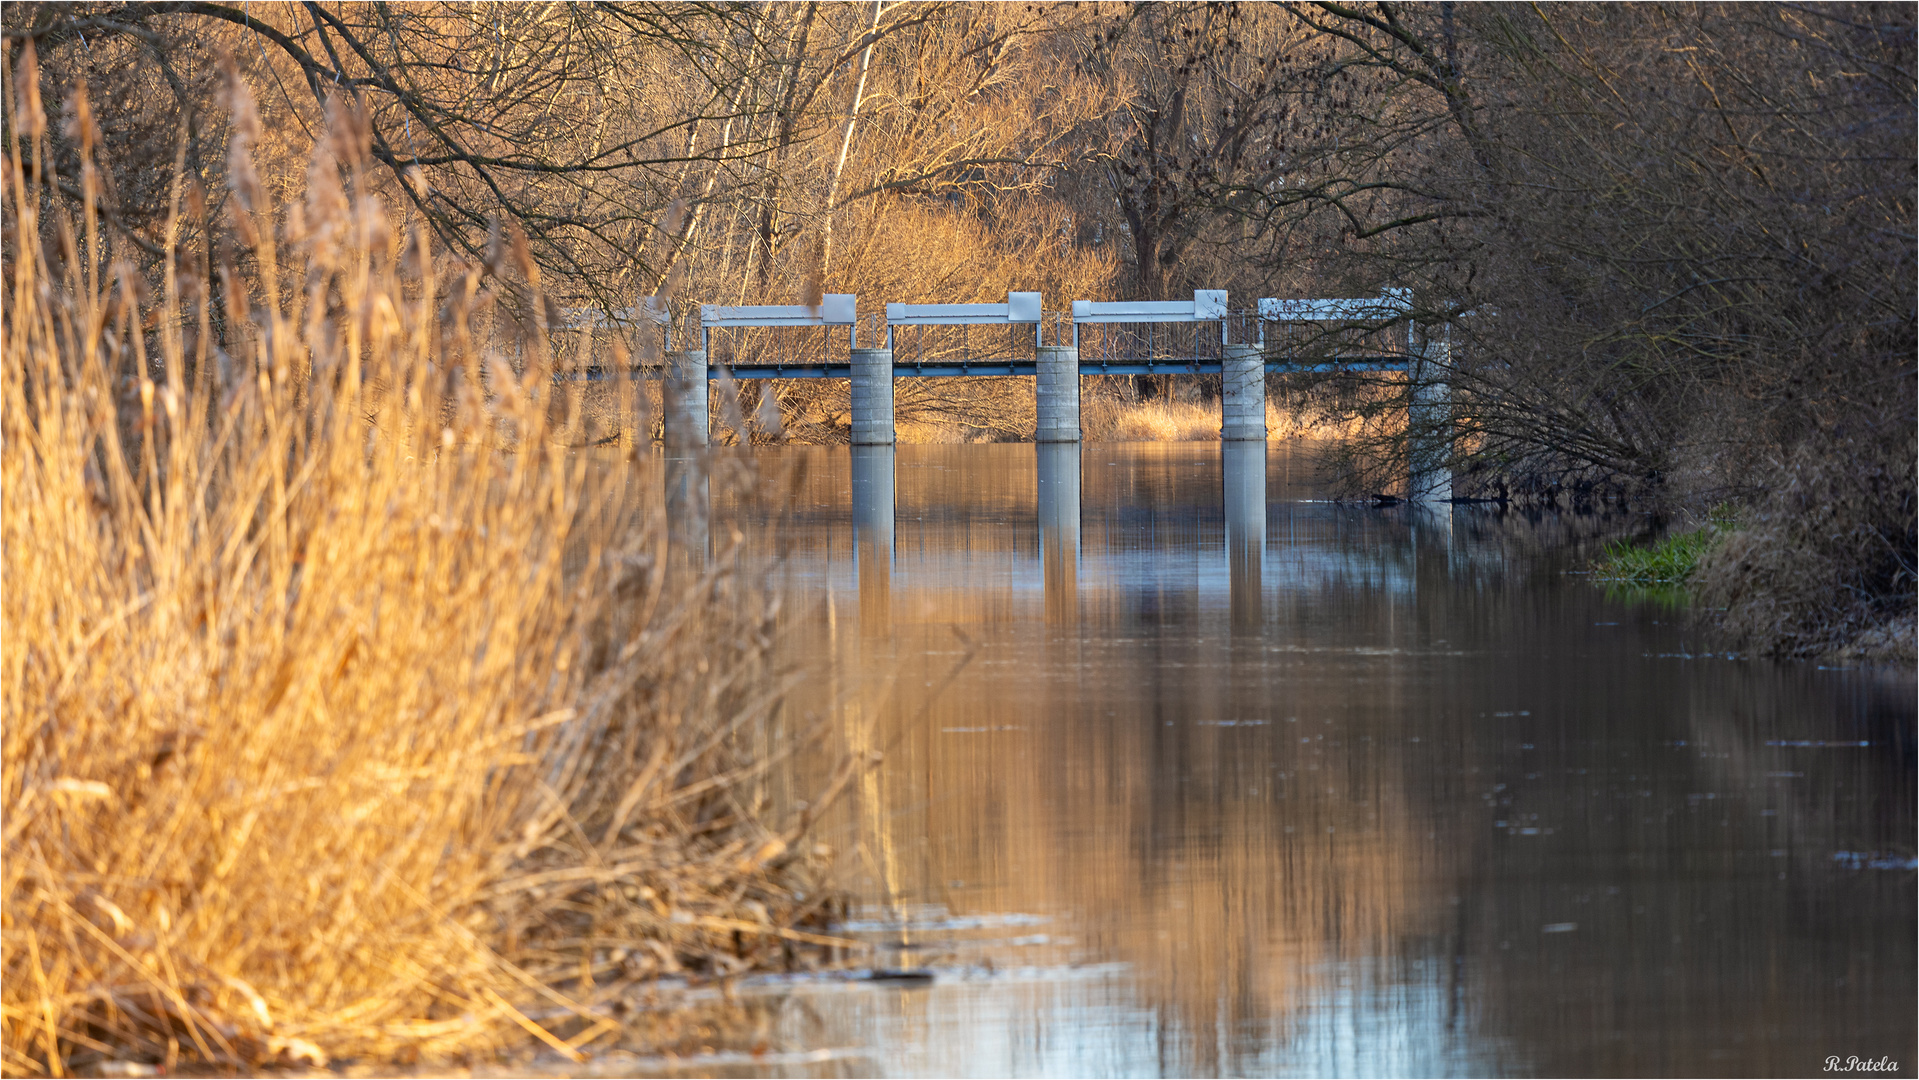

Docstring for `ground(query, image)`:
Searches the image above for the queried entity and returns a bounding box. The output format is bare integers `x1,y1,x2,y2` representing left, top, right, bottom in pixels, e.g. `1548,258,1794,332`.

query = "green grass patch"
1592,504,1738,589
1594,528,1717,584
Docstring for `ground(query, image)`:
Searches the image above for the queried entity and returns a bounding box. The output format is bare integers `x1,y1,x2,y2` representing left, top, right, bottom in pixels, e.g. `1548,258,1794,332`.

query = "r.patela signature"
1825,1056,1900,1073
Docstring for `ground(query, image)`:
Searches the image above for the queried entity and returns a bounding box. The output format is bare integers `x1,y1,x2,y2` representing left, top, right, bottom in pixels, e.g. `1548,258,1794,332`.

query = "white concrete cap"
821,294,857,324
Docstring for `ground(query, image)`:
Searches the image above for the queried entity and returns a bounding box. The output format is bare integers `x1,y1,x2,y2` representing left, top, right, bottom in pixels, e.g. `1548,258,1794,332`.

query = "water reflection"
1037,443,1079,627
621,442,1914,1078
663,448,709,572
1222,440,1265,633
852,446,894,633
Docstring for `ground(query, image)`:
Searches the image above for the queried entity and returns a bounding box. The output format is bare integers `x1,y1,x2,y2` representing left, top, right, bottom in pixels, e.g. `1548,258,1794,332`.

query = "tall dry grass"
2,57,848,1076
1080,385,1362,444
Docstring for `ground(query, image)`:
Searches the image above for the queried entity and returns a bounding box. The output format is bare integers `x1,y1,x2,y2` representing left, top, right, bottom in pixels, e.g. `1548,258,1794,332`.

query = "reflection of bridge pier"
1222,442,1266,632
852,445,895,632
1038,443,1081,626
1411,503,1455,638
664,449,709,573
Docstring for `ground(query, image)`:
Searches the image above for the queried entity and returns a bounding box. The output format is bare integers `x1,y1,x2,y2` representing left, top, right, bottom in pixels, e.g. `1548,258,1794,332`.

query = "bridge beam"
1220,343,1267,441
850,348,896,445
1035,345,1081,443
664,349,709,449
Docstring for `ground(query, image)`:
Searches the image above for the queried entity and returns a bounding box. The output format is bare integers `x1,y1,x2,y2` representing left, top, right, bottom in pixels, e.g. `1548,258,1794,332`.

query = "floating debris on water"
1833,852,1918,871
834,909,1050,934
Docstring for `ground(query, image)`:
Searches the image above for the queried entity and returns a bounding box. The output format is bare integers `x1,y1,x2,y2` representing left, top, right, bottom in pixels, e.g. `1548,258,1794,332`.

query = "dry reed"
2,56,850,1076
1080,386,1356,444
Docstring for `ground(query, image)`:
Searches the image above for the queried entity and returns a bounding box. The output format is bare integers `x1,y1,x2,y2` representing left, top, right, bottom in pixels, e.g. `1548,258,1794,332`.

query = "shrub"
1692,428,1917,659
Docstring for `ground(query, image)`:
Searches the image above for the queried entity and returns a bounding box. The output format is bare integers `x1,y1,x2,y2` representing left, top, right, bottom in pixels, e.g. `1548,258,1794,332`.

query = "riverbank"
1594,511,1915,663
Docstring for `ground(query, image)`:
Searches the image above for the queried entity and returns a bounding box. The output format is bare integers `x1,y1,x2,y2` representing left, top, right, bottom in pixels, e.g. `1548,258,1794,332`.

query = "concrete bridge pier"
850,348,896,445
1035,346,1081,443
1220,343,1268,441
664,349,709,449
1409,326,1453,501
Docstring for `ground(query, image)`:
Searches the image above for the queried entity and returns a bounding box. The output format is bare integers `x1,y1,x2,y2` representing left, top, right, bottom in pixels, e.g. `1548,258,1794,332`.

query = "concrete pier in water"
850,348,897,446
1034,346,1081,443
1220,343,1267,441
664,350,708,450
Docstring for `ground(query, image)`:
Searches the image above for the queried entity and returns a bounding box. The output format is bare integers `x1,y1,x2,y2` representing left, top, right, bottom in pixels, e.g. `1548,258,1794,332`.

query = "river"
586,440,1914,1078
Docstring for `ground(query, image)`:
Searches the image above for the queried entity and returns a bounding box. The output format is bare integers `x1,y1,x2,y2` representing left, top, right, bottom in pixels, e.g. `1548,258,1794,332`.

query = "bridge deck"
560,357,1408,381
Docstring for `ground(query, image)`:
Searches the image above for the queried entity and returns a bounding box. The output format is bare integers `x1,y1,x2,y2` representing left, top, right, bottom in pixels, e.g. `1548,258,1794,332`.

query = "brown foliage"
1242,3,1915,651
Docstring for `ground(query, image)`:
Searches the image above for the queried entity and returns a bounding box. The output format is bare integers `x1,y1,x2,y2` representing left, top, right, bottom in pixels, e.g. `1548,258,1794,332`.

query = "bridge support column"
1035,345,1080,443
664,349,708,449
1409,326,1453,501
850,348,896,445
1220,343,1267,441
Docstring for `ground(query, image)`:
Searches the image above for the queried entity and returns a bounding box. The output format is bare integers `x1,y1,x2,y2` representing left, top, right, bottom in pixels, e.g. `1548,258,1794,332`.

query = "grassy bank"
3,75,849,1075
1593,502,1915,662
1592,507,1737,589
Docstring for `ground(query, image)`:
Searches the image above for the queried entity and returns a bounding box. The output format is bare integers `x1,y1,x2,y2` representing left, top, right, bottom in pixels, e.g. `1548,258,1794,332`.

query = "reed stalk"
2,52,845,1076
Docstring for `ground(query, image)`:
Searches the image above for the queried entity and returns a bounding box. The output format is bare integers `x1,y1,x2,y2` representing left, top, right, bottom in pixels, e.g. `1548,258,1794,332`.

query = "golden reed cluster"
3,50,853,1075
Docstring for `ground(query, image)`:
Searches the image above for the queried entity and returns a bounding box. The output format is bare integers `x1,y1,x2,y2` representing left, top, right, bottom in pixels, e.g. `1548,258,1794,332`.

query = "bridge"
563,288,1453,499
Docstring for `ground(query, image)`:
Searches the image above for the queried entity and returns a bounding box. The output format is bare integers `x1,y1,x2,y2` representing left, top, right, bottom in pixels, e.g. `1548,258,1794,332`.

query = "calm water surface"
603,441,1915,1078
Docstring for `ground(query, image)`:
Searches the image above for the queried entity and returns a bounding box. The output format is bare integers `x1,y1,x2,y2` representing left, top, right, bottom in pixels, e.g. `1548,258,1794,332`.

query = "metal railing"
885,292,1043,375
701,295,858,377
550,299,671,380
550,288,1430,381
1070,290,1231,373
1257,290,1415,371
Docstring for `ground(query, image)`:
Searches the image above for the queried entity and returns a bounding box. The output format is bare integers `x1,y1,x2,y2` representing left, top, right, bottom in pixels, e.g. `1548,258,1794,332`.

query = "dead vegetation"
1,60,860,1076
